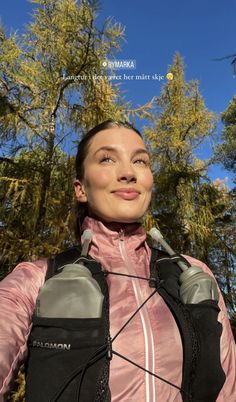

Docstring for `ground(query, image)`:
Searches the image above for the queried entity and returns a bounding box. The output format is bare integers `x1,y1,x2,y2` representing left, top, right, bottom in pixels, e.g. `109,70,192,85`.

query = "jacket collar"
81,216,147,256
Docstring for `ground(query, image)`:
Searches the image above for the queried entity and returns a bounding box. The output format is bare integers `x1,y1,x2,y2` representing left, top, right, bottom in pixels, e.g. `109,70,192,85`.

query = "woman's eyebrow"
133,148,150,157
94,146,117,156
93,146,149,157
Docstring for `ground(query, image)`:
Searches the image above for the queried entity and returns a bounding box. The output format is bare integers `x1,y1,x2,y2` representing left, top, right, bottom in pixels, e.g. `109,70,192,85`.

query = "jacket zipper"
118,230,156,402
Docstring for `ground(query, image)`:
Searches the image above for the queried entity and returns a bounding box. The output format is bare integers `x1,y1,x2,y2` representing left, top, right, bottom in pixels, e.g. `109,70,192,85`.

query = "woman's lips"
113,191,140,200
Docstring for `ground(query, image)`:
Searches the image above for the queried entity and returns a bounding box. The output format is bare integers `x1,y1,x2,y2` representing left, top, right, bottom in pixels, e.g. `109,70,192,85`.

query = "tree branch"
51,17,94,120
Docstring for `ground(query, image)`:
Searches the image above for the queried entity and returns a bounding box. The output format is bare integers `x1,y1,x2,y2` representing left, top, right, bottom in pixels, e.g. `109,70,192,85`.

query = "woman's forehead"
88,127,147,152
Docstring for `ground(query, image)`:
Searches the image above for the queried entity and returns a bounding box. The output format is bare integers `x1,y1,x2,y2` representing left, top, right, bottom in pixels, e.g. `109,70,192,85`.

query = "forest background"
0,1,235,399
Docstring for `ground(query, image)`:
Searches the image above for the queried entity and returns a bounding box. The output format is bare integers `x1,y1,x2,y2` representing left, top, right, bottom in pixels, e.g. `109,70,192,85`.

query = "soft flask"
35,262,104,318
149,228,219,304
35,229,104,318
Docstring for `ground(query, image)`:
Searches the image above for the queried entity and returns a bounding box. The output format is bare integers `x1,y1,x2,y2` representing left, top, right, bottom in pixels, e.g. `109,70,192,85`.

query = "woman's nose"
117,164,137,183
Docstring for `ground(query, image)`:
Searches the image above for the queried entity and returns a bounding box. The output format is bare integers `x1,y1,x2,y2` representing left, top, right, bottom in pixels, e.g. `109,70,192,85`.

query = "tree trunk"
35,116,55,233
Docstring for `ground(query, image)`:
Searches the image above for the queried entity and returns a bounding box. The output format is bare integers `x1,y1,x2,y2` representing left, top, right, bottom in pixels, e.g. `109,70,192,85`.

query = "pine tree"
145,54,218,254
215,95,236,183
144,53,227,258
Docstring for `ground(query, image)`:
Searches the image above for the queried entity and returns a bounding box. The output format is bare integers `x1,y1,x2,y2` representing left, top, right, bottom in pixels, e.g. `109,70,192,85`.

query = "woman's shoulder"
12,258,48,277
1,258,48,296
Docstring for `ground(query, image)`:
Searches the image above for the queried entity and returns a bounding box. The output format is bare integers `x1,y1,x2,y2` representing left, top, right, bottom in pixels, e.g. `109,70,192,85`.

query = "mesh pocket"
185,301,226,402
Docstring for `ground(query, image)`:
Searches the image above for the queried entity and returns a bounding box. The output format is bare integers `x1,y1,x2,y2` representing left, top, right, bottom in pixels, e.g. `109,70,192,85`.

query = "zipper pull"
119,229,125,241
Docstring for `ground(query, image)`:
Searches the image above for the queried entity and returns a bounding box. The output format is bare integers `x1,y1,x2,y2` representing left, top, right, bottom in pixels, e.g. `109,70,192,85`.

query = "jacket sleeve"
0,260,47,401
184,255,236,402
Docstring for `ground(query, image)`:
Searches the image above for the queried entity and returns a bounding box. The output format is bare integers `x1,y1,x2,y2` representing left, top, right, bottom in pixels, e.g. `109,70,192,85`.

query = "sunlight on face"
75,127,153,223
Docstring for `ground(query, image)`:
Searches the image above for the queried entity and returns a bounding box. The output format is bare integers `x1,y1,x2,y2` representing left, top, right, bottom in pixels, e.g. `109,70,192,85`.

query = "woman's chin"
89,206,145,224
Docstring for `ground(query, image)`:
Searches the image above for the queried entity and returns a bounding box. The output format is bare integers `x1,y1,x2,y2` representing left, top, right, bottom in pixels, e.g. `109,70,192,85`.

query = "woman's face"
74,127,153,223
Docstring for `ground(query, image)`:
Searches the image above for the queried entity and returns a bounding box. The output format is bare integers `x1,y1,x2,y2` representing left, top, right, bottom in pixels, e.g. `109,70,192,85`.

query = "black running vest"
25,247,226,402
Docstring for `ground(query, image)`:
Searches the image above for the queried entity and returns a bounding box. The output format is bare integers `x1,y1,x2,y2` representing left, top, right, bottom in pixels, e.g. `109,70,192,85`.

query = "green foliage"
215,95,236,176
0,0,126,145
7,367,25,402
0,148,75,277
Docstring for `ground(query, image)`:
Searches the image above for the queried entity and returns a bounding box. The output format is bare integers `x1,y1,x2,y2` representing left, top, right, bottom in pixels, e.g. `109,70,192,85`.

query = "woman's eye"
99,155,149,165
100,155,114,163
134,159,149,165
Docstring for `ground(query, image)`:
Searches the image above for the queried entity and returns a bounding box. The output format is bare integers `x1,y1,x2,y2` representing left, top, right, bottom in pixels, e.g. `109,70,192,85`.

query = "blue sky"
1,0,236,186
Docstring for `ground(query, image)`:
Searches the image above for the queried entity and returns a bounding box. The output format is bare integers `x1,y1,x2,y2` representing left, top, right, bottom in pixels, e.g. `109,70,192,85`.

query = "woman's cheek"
83,170,113,202
142,170,153,190
94,169,114,188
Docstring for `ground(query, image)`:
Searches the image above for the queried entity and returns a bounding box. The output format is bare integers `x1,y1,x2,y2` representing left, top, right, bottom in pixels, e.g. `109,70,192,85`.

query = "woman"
0,120,235,402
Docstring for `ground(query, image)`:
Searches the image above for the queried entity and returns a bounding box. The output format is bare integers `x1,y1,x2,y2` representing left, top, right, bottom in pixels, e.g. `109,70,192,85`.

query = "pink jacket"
0,217,235,401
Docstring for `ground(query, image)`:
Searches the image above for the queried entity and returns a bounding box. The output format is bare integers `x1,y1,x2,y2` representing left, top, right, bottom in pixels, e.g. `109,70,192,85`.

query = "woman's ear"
74,179,88,203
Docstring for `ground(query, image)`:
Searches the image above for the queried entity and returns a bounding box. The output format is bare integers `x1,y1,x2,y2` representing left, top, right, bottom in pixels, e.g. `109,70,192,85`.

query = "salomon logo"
32,340,71,350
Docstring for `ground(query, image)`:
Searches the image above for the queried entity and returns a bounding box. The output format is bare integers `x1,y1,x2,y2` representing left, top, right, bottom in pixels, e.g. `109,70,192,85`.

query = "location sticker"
166,72,174,81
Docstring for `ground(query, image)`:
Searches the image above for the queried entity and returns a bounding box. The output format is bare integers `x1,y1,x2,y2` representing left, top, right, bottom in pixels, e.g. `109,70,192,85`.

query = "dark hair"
74,119,142,238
